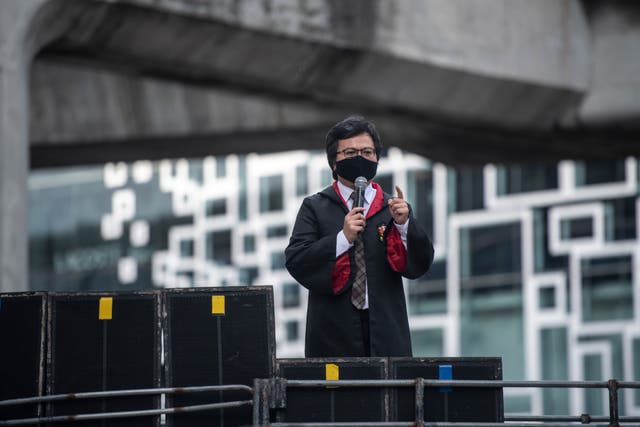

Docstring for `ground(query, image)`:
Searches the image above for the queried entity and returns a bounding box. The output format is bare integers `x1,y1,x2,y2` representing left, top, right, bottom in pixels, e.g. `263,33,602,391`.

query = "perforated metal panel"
0,293,46,422
390,357,504,423
163,286,275,426
276,358,388,422
47,292,161,426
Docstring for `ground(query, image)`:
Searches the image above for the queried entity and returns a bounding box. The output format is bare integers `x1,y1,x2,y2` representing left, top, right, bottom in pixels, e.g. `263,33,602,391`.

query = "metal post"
607,379,619,427
261,379,271,426
271,377,287,410
414,377,424,427
253,379,265,426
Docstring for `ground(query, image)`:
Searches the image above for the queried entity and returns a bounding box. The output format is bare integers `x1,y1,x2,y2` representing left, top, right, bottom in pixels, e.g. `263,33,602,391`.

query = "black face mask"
335,156,378,182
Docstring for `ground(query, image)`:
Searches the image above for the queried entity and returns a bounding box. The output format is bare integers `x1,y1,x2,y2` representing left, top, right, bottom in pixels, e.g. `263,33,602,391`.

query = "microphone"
353,176,367,209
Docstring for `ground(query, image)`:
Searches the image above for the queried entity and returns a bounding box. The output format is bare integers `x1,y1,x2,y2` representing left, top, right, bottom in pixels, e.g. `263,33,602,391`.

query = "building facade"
29,149,639,416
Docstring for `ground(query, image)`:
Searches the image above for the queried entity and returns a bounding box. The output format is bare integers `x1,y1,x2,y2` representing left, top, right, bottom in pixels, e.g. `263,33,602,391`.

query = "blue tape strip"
439,364,452,393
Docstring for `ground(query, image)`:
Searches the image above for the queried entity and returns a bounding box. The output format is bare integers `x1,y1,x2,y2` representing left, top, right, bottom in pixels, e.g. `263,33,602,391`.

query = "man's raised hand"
388,185,409,225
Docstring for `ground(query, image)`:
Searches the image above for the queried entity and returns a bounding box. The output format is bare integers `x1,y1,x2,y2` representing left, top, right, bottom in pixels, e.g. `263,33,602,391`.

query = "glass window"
205,198,226,216
282,283,300,308
28,162,209,291
407,169,433,239
215,157,226,178
259,175,284,212
575,159,626,186
541,327,569,415
579,334,625,392
459,222,524,381
504,395,531,414
560,217,593,239
295,165,308,196
320,169,333,187
497,163,558,194
238,155,248,220
605,197,636,241
581,255,633,322
410,329,443,357
634,338,640,405
180,239,194,257
243,235,256,253
285,320,299,341
539,286,556,309
408,261,446,315
239,267,259,286
453,166,484,212
534,208,568,274
189,161,203,183
461,286,524,381
270,251,285,271
584,354,604,415
461,222,521,279
205,230,232,265
266,225,288,238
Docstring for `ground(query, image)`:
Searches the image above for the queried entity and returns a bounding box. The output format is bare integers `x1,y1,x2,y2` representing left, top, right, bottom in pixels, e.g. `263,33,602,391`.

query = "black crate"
163,286,275,426
0,293,46,422
46,291,161,426
390,357,503,422
275,358,388,423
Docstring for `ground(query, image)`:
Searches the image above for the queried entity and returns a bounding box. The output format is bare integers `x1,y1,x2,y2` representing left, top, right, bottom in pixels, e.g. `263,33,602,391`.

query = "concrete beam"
40,0,587,131
29,58,348,146
29,57,640,168
30,58,640,167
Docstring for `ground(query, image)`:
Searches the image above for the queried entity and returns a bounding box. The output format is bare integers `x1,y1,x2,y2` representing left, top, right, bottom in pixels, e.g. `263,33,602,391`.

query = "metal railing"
0,385,252,426
1,378,640,426
254,378,640,427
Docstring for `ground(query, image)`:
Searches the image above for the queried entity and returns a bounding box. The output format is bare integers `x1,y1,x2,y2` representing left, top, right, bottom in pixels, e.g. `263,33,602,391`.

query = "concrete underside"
27,0,640,166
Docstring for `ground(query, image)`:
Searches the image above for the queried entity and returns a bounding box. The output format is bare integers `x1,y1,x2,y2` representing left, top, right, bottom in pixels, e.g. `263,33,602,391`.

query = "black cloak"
285,183,434,357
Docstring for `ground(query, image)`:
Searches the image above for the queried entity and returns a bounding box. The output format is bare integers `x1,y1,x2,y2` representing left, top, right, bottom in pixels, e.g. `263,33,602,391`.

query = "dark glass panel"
581,256,633,322
205,230,232,265
498,163,558,194
260,175,284,212
282,283,301,308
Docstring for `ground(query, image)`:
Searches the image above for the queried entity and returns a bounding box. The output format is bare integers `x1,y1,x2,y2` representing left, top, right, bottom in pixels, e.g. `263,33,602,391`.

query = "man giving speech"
285,116,434,357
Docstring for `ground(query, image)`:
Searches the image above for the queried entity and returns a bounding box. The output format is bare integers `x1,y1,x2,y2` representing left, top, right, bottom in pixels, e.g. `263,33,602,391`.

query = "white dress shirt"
334,180,409,309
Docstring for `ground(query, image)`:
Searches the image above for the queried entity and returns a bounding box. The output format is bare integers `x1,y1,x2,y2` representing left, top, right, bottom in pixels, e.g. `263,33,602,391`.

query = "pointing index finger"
395,185,404,200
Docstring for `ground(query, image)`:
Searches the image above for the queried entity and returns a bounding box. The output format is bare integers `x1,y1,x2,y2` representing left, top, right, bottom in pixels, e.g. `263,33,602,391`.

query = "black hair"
325,116,383,180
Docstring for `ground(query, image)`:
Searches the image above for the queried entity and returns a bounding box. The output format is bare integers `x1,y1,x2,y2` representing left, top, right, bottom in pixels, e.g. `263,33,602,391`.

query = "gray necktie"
349,191,366,309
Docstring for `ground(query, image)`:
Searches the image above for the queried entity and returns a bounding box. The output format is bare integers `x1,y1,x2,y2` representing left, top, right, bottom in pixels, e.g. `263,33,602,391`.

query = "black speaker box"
46,291,161,426
0,293,46,422
390,357,504,423
163,286,275,427
275,358,388,423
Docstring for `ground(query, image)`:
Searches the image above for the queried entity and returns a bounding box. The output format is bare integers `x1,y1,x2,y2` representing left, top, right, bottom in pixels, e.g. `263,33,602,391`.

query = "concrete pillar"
1,3,32,292
0,0,71,292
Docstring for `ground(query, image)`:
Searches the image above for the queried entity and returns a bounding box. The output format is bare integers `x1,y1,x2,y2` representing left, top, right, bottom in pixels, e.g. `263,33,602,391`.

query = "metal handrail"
0,400,253,426
2,379,640,426
256,378,640,427
0,384,253,426
0,384,252,407
283,379,639,388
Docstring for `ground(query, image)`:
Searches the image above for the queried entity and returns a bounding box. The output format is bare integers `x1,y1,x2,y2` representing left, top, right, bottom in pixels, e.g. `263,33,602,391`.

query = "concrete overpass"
2,0,640,291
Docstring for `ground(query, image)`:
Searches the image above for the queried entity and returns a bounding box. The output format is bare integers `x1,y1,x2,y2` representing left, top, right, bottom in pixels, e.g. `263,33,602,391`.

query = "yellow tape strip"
211,295,225,315
325,363,339,381
99,297,113,320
